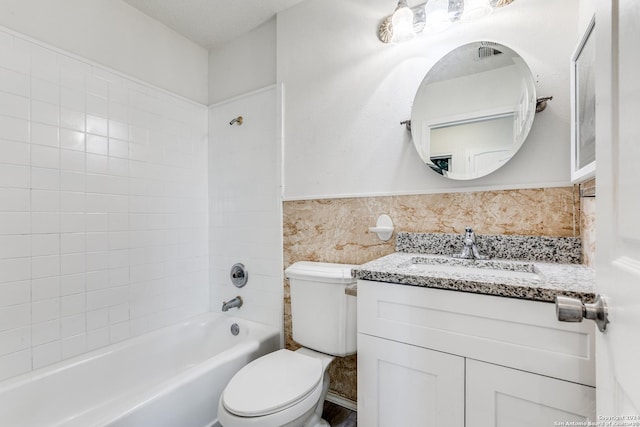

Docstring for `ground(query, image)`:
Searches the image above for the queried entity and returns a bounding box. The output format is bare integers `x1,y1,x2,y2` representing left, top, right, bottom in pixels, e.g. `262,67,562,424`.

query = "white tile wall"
0,29,209,380
208,86,283,336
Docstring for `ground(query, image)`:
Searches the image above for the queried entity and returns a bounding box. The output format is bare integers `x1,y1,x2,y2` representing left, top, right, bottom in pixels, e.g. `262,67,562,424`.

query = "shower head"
229,116,243,126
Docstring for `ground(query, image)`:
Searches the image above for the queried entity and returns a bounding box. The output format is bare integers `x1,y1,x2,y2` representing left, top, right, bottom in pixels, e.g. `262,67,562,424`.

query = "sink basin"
399,256,542,281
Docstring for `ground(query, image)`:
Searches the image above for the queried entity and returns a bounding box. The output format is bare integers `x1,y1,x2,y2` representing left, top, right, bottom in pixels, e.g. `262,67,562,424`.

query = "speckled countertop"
352,252,595,303
350,232,595,303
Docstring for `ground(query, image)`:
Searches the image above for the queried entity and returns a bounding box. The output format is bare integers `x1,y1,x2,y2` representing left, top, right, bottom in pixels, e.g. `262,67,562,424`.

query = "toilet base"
302,412,329,427
302,370,331,427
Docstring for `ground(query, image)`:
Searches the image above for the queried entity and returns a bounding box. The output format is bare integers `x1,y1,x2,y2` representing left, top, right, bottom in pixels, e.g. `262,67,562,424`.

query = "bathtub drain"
230,323,240,336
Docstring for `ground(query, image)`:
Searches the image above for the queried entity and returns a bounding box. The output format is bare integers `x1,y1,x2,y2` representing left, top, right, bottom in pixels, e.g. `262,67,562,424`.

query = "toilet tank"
285,261,357,357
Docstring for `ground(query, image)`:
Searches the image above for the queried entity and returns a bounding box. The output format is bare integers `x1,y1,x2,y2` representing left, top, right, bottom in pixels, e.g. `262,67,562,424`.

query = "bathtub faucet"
222,296,243,312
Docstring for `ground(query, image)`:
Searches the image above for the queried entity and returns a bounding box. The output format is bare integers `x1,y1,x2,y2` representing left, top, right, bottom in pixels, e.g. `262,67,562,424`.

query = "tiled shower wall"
283,186,581,402
208,86,283,333
0,29,209,381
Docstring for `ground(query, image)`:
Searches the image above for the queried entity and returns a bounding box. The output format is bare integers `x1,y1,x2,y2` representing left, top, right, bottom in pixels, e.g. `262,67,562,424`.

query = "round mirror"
411,41,536,180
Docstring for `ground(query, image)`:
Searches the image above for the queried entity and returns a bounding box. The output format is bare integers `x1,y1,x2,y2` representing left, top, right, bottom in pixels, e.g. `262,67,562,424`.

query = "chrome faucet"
222,296,243,312
452,227,488,260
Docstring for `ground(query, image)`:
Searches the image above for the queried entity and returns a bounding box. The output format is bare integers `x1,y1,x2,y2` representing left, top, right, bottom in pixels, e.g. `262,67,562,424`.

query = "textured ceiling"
122,0,305,49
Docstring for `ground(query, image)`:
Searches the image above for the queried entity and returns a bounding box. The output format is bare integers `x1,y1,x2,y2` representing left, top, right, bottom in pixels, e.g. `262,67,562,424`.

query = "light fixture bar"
378,0,514,43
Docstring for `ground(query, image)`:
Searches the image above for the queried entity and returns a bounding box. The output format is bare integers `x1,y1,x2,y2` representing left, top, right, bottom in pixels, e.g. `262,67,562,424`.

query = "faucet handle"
464,227,476,243
453,227,488,260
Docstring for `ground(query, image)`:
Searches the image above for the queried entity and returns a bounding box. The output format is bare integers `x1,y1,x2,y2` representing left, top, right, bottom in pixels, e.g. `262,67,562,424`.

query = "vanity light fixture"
423,0,453,33
379,0,417,43
379,0,514,43
462,0,494,20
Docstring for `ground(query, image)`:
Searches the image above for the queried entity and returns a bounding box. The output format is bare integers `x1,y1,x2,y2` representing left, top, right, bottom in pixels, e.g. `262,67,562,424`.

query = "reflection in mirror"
411,41,536,180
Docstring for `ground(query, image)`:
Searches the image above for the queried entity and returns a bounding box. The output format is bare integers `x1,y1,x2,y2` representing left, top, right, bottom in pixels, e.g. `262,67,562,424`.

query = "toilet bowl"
218,262,357,427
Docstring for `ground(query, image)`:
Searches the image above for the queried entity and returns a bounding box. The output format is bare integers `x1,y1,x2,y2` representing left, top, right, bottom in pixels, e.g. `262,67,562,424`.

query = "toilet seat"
222,349,322,417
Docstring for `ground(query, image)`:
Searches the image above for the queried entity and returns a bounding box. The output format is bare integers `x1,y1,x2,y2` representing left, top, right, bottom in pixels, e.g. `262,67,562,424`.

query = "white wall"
0,28,209,380
277,0,581,199
208,86,283,335
418,66,524,122
208,18,277,105
0,0,208,104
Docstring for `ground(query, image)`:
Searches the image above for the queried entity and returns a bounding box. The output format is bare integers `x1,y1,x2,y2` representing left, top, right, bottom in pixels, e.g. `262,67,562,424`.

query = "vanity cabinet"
357,280,596,427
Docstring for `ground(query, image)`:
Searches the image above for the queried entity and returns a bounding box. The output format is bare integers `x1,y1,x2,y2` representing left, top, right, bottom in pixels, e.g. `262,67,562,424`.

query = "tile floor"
322,400,357,427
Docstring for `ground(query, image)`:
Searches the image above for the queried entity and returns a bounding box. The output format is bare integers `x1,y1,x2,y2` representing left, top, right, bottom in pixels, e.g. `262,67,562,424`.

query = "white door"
595,0,640,416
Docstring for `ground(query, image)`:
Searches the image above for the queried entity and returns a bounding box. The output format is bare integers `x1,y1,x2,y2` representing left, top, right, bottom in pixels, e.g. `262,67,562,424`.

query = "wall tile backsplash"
0,29,208,380
396,232,583,264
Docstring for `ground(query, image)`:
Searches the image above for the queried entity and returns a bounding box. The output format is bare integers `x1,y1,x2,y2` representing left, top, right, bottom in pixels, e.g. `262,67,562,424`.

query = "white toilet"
218,261,357,427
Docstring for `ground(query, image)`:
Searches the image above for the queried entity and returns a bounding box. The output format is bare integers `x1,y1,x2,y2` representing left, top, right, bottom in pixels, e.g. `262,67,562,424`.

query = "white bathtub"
0,313,280,427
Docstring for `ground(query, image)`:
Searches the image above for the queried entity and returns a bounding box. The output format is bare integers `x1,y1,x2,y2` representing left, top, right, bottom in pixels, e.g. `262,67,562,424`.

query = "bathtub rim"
0,312,280,394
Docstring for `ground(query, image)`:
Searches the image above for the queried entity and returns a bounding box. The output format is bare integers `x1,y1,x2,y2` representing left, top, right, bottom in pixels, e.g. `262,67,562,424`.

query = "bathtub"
0,313,280,427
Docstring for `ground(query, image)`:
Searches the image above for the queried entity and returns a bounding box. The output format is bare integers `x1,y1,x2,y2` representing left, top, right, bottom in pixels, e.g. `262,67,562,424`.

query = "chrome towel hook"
229,116,243,126
536,96,553,113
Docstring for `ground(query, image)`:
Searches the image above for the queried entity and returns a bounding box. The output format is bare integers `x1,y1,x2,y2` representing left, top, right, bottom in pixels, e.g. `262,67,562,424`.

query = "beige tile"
580,180,596,267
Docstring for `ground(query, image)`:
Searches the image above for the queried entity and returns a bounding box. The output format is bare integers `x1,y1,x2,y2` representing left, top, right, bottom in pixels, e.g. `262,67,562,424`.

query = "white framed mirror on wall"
410,41,537,180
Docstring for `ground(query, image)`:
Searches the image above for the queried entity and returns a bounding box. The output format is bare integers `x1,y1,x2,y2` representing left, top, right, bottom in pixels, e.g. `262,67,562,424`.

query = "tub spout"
222,296,243,312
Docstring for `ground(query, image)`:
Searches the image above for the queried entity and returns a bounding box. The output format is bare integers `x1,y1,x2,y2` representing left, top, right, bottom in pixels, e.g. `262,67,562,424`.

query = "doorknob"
555,295,609,332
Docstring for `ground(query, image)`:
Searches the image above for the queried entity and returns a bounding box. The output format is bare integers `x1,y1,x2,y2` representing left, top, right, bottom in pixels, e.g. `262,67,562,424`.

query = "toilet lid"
222,349,322,417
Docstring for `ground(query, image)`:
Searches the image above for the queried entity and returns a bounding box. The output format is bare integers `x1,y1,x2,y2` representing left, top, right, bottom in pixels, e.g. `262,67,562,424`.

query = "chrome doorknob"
555,295,609,333
555,296,584,322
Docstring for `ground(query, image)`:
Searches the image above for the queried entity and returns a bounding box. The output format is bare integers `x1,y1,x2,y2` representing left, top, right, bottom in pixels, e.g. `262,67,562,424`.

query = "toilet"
218,261,357,427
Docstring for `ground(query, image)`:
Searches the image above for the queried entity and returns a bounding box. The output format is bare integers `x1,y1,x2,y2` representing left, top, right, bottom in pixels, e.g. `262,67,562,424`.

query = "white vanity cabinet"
357,280,596,427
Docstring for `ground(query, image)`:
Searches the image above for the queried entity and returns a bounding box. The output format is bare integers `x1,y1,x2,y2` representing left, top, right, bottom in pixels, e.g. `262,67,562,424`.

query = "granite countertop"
352,252,596,303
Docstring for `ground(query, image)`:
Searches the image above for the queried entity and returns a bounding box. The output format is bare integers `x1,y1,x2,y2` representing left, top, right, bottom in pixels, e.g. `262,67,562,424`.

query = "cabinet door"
466,359,596,427
358,334,464,427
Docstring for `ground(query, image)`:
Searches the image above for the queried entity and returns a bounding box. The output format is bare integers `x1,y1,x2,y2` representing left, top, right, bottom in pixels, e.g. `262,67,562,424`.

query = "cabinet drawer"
357,280,595,386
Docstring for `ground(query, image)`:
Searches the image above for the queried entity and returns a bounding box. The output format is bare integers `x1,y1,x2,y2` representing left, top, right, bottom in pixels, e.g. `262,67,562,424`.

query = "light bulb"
448,0,464,21
424,0,452,33
391,1,415,43
461,0,493,21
